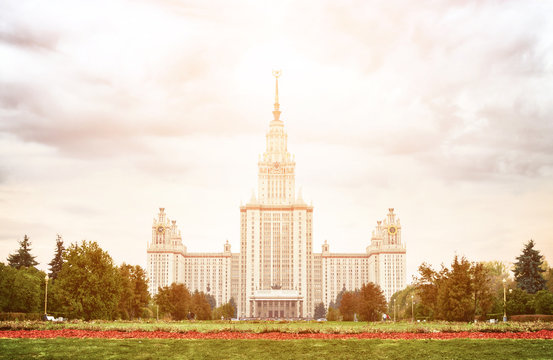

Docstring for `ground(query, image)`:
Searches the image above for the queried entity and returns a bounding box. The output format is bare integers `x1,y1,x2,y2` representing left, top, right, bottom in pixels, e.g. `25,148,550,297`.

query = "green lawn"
2,320,551,333
1,338,552,360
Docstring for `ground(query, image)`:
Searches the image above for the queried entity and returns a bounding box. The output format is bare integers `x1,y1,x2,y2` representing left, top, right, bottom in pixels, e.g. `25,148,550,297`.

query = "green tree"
414,263,442,319
436,256,473,321
506,288,533,315
118,264,150,319
212,302,235,320
0,263,45,313
229,297,237,318
191,290,212,320
416,257,496,321
48,234,65,280
0,263,13,311
52,241,121,320
155,283,191,320
389,285,416,320
533,290,553,315
471,262,494,320
544,268,553,294
326,306,340,321
314,302,326,319
513,240,546,294
7,235,38,269
483,261,512,316
339,291,358,321
357,282,387,322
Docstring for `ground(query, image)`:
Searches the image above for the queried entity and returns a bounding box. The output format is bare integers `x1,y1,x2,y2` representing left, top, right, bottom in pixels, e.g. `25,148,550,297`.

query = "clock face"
270,162,283,174
157,225,165,234
388,225,397,235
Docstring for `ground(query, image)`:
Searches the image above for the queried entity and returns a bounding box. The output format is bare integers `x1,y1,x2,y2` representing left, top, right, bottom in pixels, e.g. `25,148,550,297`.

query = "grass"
1,320,552,334
1,338,552,360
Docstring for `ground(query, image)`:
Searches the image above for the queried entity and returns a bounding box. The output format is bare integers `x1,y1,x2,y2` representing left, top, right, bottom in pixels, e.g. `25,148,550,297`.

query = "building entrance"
250,290,303,319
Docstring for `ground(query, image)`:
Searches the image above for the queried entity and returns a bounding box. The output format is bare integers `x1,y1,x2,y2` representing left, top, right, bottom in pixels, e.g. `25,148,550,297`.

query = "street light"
411,294,414,322
502,278,507,322
392,299,396,322
44,275,49,317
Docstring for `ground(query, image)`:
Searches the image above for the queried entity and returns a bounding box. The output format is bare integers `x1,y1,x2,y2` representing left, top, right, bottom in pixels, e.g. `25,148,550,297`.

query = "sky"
1,0,552,282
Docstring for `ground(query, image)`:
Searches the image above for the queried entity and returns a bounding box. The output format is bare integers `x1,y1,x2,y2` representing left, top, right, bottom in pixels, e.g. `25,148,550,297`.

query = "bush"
533,290,553,315
510,314,553,322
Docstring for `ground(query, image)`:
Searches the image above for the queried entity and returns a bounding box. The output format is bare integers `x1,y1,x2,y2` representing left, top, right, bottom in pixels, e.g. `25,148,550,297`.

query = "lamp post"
44,275,49,316
502,278,507,322
411,295,414,322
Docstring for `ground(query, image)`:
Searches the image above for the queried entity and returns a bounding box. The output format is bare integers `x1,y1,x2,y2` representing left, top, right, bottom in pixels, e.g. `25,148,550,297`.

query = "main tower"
238,72,314,318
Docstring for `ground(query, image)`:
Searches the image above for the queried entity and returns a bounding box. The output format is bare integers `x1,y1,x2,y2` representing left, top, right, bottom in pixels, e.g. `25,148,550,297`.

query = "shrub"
533,290,553,315
0,312,42,321
510,314,553,322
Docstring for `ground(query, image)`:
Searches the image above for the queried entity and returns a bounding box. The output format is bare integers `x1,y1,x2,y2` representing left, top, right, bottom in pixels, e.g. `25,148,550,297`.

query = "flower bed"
2,329,553,340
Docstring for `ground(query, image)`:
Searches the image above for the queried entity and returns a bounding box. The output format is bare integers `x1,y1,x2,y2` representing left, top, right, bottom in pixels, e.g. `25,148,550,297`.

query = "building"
147,73,406,318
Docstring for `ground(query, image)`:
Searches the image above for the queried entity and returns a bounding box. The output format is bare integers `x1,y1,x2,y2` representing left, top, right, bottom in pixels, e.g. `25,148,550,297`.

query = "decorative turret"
322,240,329,255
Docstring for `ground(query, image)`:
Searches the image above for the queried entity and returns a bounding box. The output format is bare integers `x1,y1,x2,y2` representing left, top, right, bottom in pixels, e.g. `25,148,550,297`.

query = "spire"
272,70,281,121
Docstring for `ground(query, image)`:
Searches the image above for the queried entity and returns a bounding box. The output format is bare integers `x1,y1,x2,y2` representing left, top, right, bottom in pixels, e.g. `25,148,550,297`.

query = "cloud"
0,29,59,52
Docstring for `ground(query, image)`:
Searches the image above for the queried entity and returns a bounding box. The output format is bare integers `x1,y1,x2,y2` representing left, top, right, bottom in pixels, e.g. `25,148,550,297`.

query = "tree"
334,285,347,308
415,256,495,321
229,297,237,318
7,235,38,269
357,282,387,322
314,302,326,319
436,256,473,321
506,288,534,315
118,264,150,319
339,291,358,321
48,234,65,280
533,290,553,315
544,267,553,294
155,283,191,320
326,306,340,321
389,286,416,320
414,262,442,319
191,290,212,320
52,241,121,320
0,263,46,313
471,262,494,320
212,302,235,320
513,240,546,294
206,294,217,310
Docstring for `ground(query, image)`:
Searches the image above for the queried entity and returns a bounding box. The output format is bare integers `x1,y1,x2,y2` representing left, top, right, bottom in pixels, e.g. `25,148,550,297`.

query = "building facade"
147,73,406,318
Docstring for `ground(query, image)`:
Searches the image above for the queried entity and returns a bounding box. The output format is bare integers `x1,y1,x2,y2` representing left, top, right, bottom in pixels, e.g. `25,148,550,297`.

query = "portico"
250,290,303,319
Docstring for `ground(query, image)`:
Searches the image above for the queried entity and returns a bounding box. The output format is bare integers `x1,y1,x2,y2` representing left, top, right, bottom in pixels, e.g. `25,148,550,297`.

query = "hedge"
0,312,43,321
510,314,553,322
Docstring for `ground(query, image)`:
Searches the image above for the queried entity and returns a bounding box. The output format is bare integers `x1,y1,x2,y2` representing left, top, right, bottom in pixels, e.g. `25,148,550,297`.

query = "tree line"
312,282,388,321
398,240,553,321
1,234,237,320
2,235,551,322
1,235,151,320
